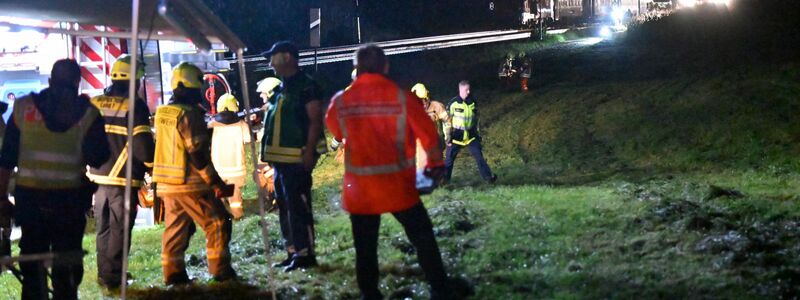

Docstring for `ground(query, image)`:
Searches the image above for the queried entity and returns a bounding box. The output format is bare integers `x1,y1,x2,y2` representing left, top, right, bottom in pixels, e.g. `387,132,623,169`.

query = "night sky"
204,0,525,54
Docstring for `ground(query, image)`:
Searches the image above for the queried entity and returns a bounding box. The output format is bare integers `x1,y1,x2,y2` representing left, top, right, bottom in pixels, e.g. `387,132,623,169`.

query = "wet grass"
2,170,798,299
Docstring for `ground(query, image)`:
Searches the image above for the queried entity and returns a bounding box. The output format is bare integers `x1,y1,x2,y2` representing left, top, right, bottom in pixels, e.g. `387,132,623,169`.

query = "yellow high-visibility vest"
153,103,214,196
13,96,97,189
153,104,188,185
449,101,476,146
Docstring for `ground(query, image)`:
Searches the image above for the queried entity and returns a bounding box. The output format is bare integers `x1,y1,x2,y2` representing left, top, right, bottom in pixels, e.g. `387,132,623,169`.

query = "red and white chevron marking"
75,25,128,94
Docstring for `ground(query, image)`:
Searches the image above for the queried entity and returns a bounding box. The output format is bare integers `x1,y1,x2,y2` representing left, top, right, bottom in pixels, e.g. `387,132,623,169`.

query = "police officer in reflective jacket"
444,80,497,184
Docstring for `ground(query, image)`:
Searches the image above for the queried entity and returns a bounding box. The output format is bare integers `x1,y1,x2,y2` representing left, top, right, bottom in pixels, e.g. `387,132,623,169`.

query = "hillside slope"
443,2,800,186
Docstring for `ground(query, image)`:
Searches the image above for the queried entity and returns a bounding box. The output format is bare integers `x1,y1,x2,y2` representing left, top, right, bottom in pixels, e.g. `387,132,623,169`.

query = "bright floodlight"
612,7,625,24
599,26,612,38
679,0,697,7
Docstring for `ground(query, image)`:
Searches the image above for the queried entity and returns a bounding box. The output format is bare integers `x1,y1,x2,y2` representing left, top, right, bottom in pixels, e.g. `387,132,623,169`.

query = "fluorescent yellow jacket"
13,96,97,189
153,103,218,196
448,98,477,146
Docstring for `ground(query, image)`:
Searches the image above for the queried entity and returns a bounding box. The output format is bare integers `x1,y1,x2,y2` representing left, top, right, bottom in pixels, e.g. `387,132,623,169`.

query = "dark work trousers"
350,202,450,300
14,188,91,300
94,185,138,287
444,140,493,181
273,163,315,257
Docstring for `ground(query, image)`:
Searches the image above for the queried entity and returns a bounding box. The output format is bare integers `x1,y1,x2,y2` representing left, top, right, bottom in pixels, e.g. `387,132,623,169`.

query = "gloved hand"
424,165,446,183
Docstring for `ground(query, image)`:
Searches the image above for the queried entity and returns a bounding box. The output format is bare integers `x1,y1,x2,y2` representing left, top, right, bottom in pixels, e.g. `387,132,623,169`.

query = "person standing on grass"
153,62,237,285
444,80,497,184
260,41,327,272
87,55,155,290
325,44,452,300
209,93,251,220
0,59,110,300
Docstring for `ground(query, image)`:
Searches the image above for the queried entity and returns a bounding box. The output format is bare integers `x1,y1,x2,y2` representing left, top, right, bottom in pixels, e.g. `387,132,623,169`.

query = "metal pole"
155,41,166,106
355,0,362,43
121,0,141,298
236,48,276,300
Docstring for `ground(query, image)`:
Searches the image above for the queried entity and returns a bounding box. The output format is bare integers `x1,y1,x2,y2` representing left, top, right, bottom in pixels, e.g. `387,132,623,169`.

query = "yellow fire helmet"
216,93,239,113
256,77,282,98
110,54,145,81
411,83,429,99
170,62,204,90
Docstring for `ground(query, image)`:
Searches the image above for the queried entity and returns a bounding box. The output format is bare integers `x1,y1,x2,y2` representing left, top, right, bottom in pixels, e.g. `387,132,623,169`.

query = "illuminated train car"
523,0,653,22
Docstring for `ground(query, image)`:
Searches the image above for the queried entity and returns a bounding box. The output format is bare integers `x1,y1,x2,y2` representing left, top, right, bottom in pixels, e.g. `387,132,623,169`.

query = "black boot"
272,252,293,268
284,255,318,272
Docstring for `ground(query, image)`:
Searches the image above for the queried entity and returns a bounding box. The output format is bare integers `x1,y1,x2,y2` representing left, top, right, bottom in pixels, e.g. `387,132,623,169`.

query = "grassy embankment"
2,1,800,298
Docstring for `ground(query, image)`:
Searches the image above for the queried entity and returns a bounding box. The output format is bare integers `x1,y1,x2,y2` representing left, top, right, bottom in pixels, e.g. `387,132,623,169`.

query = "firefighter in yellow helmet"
256,77,282,104
411,83,450,171
209,93,251,219
153,62,237,285
87,54,156,289
253,78,281,210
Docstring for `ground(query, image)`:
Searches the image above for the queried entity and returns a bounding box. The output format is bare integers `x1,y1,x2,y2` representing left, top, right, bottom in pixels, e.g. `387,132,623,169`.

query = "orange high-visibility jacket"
325,73,443,215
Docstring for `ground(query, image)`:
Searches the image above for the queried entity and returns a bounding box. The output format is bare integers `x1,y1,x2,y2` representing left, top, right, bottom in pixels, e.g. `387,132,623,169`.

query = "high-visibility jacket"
153,103,217,196
13,96,98,189
261,71,327,163
325,73,443,215
87,95,154,187
210,115,250,184
447,96,479,146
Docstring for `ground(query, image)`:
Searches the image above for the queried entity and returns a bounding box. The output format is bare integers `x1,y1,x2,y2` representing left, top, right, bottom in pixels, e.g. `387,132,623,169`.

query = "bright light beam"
599,26,612,38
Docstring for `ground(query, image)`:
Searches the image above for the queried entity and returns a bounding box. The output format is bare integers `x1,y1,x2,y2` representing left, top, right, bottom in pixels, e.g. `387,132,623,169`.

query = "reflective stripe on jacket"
13,96,96,189
87,95,152,187
449,100,476,145
325,73,443,215
261,71,327,163
153,104,187,184
152,103,214,195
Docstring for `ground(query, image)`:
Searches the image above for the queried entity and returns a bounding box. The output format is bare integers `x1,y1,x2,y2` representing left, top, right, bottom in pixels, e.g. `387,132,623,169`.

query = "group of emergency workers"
0,40,498,299
498,51,533,92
